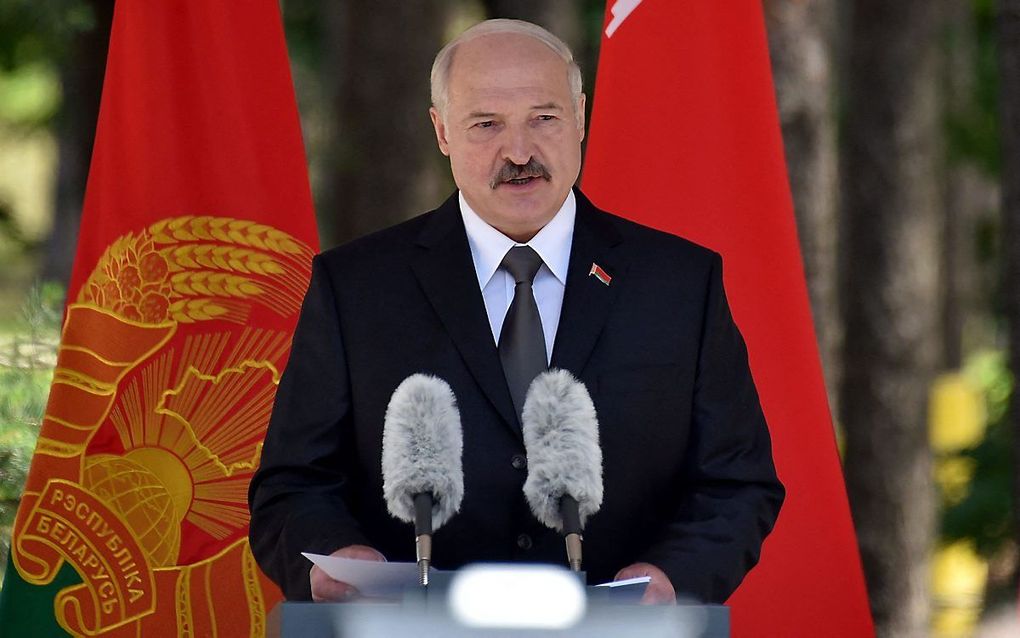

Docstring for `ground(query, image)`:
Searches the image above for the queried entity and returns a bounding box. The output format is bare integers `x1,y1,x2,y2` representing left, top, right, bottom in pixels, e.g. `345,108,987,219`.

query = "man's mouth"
505,176,540,186
491,159,552,189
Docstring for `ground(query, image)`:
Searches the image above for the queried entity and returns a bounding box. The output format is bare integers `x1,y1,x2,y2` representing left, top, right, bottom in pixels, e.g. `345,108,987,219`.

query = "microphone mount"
414,492,433,586
560,494,583,572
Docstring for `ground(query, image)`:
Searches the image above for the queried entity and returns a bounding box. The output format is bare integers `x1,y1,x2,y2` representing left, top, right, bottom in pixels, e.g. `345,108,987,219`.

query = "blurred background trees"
999,5,1020,628
841,2,945,634
0,1,1016,636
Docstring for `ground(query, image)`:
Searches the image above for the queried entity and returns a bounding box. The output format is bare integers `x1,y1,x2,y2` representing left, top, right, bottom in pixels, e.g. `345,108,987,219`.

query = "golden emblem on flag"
12,215,314,637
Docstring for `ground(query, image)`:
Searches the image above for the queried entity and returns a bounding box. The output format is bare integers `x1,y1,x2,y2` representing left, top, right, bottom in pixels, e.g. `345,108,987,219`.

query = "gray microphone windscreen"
382,374,464,530
521,369,604,532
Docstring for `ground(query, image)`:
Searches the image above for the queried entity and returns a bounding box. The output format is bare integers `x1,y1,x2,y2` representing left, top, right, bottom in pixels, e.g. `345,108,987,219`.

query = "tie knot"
501,246,544,284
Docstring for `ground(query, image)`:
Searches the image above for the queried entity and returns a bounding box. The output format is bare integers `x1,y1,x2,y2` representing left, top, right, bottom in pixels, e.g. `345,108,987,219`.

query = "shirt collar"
460,190,575,289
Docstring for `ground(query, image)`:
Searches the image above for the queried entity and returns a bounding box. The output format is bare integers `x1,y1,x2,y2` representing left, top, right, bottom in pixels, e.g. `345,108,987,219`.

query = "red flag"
583,2,873,636
1,1,317,635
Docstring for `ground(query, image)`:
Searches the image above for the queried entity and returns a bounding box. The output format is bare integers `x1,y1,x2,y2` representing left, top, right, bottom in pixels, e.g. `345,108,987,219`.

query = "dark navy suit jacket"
248,189,784,602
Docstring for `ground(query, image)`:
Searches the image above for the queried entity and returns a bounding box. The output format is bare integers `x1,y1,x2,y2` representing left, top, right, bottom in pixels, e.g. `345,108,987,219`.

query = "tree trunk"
941,1,1001,368
763,0,841,418
327,1,451,246
840,1,943,636
941,1,974,369
297,0,350,248
998,0,1020,574
943,163,999,366
40,0,114,287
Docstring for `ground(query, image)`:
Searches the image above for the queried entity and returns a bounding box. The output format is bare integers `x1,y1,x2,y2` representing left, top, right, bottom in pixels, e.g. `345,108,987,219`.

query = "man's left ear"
429,107,451,156
576,94,586,141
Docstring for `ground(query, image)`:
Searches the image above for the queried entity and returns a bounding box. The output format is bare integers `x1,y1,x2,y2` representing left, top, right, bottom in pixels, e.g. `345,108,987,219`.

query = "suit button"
516,533,533,550
511,454,527,470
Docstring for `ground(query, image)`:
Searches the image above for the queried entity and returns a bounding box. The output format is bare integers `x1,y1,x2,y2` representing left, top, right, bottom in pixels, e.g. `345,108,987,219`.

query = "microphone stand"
560,494,583,572
413,492,433,586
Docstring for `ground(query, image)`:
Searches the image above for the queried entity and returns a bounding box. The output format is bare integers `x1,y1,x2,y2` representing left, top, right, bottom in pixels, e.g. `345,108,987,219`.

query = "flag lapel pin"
589,263,612,286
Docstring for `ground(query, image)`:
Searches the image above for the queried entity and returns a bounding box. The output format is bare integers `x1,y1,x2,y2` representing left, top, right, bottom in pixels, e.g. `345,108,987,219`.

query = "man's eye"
475,121,495,129
536,115,556,121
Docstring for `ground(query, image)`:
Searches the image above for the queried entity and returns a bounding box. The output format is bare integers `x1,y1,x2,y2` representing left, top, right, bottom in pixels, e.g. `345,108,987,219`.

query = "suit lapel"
411,195,521,437
551,190,627,374
410,190,627,433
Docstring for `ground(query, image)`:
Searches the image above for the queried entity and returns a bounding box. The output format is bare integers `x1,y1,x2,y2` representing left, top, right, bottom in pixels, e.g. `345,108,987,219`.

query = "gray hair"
430,19,583,121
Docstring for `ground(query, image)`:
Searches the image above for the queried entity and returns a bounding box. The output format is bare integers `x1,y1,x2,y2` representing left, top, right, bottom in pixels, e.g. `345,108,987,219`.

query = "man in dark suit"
248,19,783,605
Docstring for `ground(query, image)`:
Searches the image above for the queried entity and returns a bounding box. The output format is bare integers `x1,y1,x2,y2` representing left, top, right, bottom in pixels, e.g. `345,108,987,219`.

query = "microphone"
381,374,464,586
521,369,603,573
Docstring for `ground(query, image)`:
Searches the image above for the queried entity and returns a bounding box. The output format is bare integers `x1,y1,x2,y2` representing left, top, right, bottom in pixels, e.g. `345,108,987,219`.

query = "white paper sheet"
593,575,652,588
302,552,651,598
302,552,426,598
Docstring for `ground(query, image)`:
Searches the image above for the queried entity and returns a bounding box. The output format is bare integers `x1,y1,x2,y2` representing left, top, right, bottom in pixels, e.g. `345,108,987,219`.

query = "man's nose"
501,124,534,166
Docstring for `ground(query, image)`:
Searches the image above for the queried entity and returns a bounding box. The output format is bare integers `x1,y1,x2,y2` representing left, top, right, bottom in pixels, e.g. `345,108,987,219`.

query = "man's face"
430,33,585,241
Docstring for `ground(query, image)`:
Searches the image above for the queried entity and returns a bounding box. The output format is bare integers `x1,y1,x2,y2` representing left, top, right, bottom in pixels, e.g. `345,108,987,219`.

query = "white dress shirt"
460,190,575,364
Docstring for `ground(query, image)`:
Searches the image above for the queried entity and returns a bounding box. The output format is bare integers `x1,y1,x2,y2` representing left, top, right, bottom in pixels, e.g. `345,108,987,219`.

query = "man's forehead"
453,83,567,108
448,39,575,111
449,35,567,87
455,31,561,65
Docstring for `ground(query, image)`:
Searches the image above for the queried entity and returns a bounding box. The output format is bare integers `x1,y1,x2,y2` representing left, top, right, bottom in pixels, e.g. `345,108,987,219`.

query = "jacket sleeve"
639,252,785,603
248,255,371,600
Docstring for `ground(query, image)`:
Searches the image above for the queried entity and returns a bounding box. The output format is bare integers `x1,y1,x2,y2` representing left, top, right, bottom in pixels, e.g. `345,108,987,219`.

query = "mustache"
489,159,552,189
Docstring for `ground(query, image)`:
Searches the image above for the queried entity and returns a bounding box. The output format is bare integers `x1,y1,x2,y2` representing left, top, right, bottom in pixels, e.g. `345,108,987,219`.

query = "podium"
269,564,729,636
267,600,729,637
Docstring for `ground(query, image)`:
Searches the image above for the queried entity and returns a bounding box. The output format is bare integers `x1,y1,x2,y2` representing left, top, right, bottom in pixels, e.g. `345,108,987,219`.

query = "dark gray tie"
498,246,548,421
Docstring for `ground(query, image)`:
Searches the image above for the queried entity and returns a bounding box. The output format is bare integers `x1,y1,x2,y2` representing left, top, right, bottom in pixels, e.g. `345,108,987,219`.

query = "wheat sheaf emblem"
79,215,315,324
12,216,311,633
66,215,314,566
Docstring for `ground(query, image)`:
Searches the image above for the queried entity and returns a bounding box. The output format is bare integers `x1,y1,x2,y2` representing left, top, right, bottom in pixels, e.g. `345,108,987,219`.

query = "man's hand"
309,544,386,602
615,562,677,605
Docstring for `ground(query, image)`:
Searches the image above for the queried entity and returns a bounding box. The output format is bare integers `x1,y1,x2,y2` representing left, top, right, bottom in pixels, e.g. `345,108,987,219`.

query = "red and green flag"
0,1,318,635
583,2,874,636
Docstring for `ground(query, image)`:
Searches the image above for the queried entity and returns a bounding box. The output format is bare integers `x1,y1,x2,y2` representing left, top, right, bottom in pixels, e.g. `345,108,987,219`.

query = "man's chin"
492,185,558,215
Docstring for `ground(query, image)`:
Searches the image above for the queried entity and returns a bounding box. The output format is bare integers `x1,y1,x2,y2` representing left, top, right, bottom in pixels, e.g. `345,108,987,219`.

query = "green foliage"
0,282,61,587
0,0,97,72
0,63,61,127
940,351,1015,557
0,0,99,133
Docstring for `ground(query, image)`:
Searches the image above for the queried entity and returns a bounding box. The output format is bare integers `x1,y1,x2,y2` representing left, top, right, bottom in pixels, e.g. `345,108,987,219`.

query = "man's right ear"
429,107,451,156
